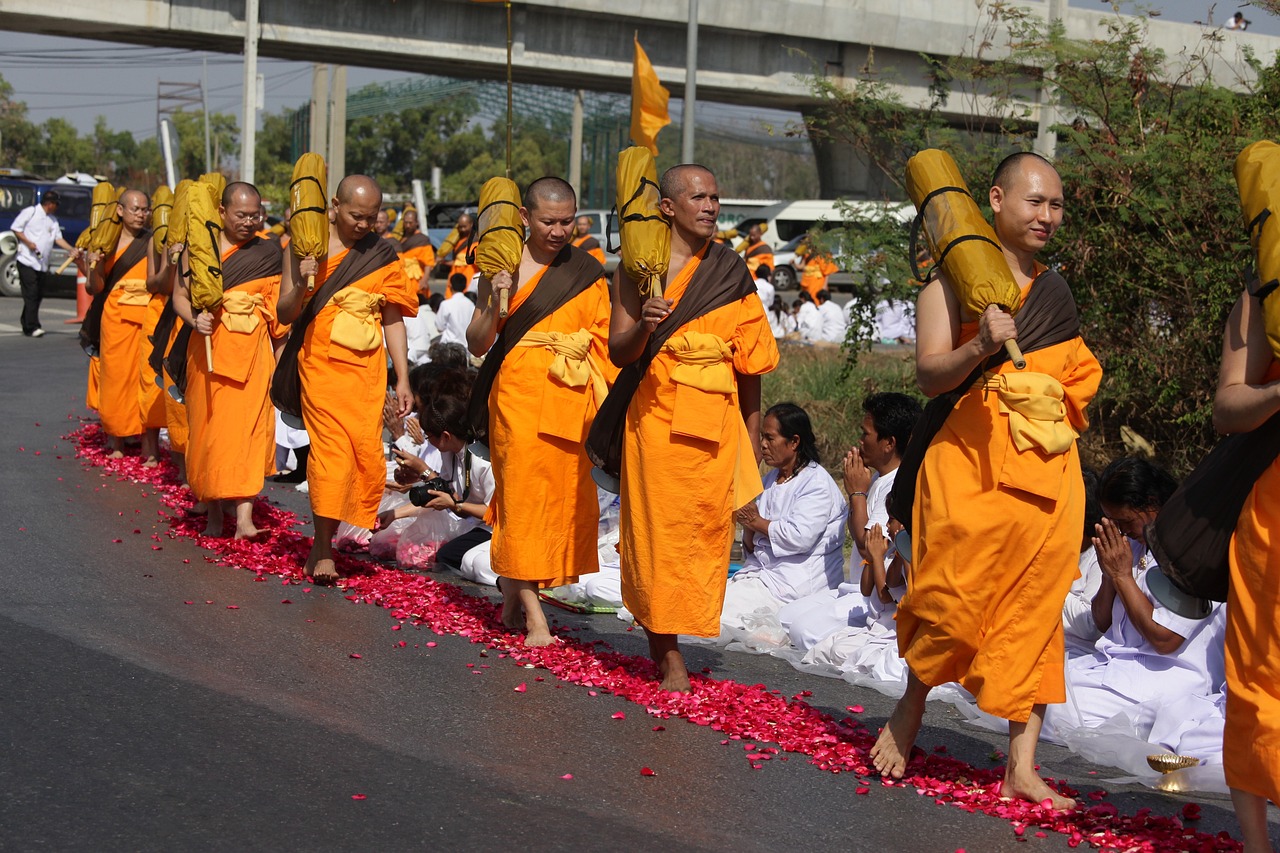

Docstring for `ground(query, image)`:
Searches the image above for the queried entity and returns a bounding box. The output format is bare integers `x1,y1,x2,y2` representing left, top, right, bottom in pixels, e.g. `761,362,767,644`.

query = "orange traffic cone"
65,269,90,324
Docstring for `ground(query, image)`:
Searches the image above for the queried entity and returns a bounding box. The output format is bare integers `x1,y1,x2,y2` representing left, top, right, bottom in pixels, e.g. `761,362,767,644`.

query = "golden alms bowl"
1147,753,1201,774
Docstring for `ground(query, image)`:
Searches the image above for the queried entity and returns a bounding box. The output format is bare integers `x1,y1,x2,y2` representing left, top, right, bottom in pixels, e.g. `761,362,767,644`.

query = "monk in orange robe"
798,240,838,300
447,213,478,294
398,208,436,292
467,177,610,646
85,189,172,463
604,164,780,691
1214,288,1280,851
277,175,417,583
871,153,1101,811
173,182,284,538
572,214,607,265
741,224,774,277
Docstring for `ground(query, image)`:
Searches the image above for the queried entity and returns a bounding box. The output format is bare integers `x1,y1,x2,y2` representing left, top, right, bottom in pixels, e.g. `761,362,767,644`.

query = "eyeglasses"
229,211,263,222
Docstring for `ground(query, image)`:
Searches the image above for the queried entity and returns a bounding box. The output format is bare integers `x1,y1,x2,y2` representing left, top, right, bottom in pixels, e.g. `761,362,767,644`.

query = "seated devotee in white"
702,403,846,647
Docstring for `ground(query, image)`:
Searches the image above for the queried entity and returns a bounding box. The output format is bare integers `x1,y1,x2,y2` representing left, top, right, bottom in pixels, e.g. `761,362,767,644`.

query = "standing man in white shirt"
754,263,776,311
12,190,77,338
435,272,477,346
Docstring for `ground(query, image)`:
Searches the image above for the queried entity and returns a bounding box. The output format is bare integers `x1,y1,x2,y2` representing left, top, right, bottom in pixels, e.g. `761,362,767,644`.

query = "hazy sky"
0,0,1274,142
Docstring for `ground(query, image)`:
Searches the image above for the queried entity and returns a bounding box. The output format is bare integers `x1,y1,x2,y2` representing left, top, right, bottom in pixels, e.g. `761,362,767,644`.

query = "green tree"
806,4,1280,473
167,109,239,180
0,74,38,169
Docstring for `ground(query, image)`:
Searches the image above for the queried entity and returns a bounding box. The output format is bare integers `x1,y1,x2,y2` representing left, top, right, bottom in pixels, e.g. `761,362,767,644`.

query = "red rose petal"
349,653,362,659
513,683,527,693
560,774,573,780
640,767,655,777
351,794,366,800
611,712,626,720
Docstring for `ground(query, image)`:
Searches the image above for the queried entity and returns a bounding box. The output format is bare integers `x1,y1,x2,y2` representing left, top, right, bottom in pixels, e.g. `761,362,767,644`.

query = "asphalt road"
0,294,1266,852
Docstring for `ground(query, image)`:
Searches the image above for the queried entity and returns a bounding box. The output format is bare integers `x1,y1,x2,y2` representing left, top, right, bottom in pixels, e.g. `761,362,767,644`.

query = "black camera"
409,476,454,507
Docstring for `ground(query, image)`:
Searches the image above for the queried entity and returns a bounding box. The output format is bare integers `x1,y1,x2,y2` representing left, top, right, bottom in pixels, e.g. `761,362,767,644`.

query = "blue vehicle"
0,179,94,298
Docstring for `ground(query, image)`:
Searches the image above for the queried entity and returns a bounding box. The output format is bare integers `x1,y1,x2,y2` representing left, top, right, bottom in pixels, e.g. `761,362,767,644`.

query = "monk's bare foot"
656,650,692,693
1001,768,1076,811
189,501,208,516
108,449,124,459
234,523,262,541
202,513,225,537
142,456,159,468
310,558,338,585
517,585,555,646
524,626,556,647
497,579,525,632
871,693,926,779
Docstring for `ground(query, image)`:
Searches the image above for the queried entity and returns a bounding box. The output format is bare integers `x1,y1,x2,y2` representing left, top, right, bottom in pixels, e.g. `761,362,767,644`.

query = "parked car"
0,180,93,298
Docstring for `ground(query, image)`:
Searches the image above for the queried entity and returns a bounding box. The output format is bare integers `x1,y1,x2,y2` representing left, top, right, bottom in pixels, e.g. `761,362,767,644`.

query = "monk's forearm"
172,284,196,326
608,319,650,367
1213,381,1280,434
738,374,763,465
916,336,988,398
277,253,305,324
465,283,499,356
383,315,411,382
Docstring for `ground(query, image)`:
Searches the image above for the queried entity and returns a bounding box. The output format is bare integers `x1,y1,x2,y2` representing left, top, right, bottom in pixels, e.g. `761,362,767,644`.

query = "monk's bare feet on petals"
310,558,338,585
656,650,692,693
202,513,225,537
1001,769,1076,811
189,501,208,516
524,626,556,647
497,580,525,633
142,456,159,468
871,698,925,779
108,449,124,459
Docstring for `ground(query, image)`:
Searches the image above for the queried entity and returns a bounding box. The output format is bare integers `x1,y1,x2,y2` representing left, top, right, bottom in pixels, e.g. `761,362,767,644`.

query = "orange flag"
630,36,671,156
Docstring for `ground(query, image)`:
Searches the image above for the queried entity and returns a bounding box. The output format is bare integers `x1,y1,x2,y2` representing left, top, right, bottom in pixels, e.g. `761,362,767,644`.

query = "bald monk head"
520,176,576,259
116,189,150,235
375,208,390,235
220,181,262,244
402,208,420,237
455,212,474,239
989,151,1063,261
747,223,763,243
575,214,594,239
332,175,383,245
658,164,719,243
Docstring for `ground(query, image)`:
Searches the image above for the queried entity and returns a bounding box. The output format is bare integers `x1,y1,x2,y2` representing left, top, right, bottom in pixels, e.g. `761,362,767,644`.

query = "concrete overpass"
4,0,1279,196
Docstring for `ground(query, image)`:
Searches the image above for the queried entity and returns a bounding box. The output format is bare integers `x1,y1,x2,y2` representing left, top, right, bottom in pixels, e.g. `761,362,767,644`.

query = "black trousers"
16,263,44,334
434,527,491,572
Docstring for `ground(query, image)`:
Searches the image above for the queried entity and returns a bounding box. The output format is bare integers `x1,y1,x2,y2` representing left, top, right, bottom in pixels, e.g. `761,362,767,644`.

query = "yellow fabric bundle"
389,205,405,240
167,179,195,260
289,153,329,290
1235,140,1280,361
475,177,523,277
87,182,123,273
199,171,226,205
906,148,1022,318
151,185,174,255
615,146,669,300
187,179,225,313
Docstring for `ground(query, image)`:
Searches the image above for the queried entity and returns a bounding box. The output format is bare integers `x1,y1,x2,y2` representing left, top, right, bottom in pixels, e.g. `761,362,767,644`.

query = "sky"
0,0,1274,143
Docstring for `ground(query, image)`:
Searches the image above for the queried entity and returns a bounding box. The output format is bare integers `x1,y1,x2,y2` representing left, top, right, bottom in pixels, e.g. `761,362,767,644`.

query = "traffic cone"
65,269,90,324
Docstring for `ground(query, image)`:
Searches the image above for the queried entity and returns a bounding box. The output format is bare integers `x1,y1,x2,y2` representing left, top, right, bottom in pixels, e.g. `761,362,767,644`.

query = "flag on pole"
630,36,671,156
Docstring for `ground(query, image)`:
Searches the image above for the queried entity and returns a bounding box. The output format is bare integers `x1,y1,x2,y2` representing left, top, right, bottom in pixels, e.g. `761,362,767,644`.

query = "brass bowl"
1147,753,1201,774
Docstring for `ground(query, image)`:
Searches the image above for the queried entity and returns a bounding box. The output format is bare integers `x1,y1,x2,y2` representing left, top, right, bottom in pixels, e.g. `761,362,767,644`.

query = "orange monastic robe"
572,234,607,266
185,242,283,500
86,356,101,411
1224,360,1280,804
98,236,152,437
743,241,774,277
299,250,417,528
896,277,1102,722
400,234,436,291
619,250,780,636
488,265,611,587
139,291,167,430
800,252,838,299
449,234,478,294
161,320,188,454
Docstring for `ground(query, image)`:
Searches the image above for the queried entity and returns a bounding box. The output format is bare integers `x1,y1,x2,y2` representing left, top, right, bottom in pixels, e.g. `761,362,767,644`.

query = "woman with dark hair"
767,294,794,339
704,402,847,647
1037,457,1226,748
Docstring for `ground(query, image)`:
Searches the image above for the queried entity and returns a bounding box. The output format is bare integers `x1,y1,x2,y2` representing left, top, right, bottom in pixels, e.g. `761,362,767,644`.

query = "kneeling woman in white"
714,403,847,644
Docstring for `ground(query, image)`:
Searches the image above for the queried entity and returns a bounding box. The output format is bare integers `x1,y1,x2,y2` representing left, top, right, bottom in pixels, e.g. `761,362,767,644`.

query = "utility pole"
681,0,698,163
202,58,212,174
1034,0,1066,159
328,65,347,198
309,63,329,155
240,0,260,181
569,89,584,196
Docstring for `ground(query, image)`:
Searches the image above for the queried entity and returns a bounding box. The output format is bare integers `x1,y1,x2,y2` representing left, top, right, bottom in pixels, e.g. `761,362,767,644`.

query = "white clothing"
754,277,776,310
435,292,475,346
734,462,847,602
1044,548,1227,739
768,310,795,339
274,409,309,449
12,204,63,271
873,299,915,342
815,301,847,343
406,306,440,365
864,467,895,533
796,302,821,341
456,539,499,586
436,447,496,535
1063,548,1104,657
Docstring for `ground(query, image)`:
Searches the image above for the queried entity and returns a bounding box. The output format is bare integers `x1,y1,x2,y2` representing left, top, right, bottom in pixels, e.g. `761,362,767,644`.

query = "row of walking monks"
73,158,1276,841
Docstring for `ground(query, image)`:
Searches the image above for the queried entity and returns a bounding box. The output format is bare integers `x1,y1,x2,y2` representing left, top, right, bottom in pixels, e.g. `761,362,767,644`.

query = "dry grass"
761,343,921,474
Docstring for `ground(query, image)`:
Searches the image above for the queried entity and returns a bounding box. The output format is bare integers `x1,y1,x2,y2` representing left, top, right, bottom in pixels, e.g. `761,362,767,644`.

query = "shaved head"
118,189,148,209
336,174,382,207
991,151,1055,193
659,164,714,202
117,188,150,233
524,176,576,211
221,181,260,208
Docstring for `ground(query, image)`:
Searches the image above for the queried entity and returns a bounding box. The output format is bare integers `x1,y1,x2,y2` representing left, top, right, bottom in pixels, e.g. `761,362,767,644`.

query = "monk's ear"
519,206,531,229
658,196,676,219
989,184,1004,214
